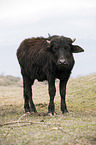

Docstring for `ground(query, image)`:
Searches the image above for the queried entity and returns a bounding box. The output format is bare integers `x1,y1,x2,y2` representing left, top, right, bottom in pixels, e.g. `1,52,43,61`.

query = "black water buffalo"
17,35,84,115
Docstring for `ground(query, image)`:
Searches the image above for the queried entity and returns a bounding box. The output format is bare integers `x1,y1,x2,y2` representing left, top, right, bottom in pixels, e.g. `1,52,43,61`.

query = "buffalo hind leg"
23,76,37,113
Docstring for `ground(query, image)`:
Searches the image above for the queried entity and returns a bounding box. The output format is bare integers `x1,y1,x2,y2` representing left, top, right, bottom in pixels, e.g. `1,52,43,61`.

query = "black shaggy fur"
17,35,84,115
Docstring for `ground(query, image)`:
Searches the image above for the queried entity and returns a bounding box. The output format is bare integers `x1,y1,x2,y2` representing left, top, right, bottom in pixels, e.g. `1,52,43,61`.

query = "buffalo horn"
72,38,76,43
46,40,51,44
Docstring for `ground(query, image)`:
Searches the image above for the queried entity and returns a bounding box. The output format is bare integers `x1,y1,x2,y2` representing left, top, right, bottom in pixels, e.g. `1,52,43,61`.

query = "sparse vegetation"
0,74,96,145
0,75,22,86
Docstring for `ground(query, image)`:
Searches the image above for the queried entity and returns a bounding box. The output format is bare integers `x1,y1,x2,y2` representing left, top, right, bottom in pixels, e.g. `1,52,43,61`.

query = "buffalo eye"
52,47,57,52
52,44,59,52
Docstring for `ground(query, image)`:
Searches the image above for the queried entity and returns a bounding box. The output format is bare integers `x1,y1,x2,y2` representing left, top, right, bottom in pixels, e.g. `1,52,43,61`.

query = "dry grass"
0,74,96,145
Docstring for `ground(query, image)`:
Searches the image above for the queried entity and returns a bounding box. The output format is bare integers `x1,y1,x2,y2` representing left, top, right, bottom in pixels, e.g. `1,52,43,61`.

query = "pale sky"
0,0,96,77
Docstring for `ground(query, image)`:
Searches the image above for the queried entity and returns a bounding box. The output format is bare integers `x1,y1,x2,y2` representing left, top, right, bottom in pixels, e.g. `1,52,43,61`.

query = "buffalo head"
46,36,84,70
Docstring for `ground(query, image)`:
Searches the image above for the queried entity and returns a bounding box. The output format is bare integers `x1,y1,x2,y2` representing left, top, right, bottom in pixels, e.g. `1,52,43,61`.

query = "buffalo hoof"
62,110,69,114
30,107,37,113
48,112,57,116
25,108,37,114
25,108,30,113
26,111,30,114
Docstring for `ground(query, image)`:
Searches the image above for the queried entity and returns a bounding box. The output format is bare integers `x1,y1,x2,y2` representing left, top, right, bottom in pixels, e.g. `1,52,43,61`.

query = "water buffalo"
17,35,84,115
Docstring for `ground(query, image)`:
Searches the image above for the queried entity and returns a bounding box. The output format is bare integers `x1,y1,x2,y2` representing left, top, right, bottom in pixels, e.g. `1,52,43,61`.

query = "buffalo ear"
72,45,84,53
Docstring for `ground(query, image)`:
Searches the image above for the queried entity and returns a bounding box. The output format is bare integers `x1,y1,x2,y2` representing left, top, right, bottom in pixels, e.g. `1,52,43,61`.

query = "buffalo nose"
59,59,67,65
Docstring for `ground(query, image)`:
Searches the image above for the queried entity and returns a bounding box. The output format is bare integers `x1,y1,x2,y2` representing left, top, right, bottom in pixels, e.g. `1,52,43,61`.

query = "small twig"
0,114,71,135
0,113,60,129
18,114,26,122
0,120,60,127
17,113,26,128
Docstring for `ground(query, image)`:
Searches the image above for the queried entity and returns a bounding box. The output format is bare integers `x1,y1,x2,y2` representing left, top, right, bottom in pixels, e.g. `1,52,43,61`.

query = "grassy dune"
0,75,22,87
0,74,96,145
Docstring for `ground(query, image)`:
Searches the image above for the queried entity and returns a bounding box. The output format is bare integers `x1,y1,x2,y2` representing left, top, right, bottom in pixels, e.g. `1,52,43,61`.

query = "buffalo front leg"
59,80,68,114
48,78,56,115
23,77,37,113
